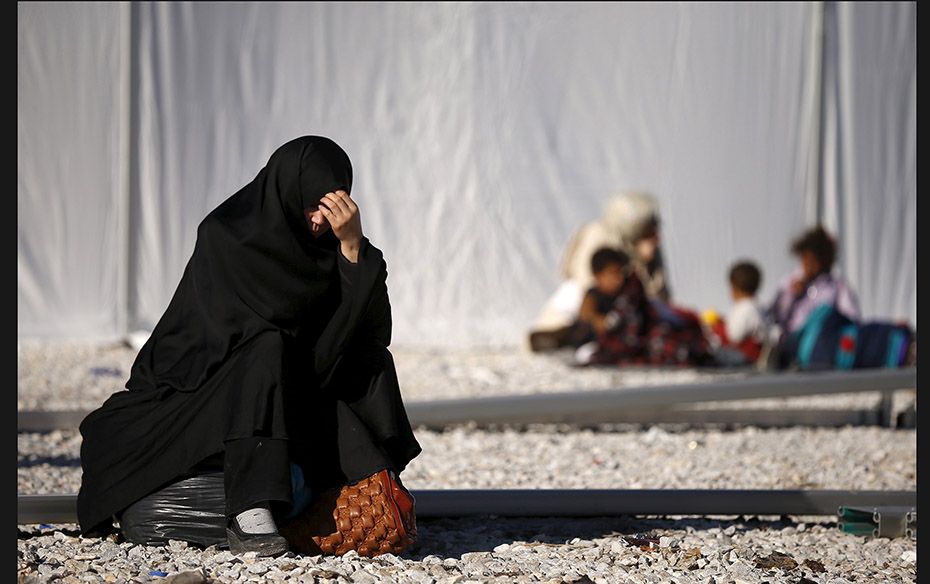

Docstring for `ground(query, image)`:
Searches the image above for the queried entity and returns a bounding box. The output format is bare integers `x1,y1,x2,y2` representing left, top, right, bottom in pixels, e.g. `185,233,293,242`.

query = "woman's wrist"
340,239,361,263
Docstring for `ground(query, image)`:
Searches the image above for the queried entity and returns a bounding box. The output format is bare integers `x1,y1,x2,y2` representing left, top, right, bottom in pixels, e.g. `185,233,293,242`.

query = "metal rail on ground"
18,490,917,525
406,368,916,427
18,411,88,432
17,368,916,431
15,408,894,432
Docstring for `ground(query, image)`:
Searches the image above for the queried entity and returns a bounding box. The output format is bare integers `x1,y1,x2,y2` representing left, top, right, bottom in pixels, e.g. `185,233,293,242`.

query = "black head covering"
128,136,360,393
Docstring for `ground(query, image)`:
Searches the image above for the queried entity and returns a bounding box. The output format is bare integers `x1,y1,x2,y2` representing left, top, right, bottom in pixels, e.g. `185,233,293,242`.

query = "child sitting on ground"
765,225,914,370
704,260,768,366
527,247,630,351
768,225,859,341
563,247,631,348
576,252,715,368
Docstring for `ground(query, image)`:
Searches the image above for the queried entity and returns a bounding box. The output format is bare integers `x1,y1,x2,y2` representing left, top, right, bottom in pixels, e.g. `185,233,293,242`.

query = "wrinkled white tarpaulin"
18,2,915,346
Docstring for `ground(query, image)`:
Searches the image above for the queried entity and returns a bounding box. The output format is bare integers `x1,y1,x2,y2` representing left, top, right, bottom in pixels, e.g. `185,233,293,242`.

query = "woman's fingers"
324,192,353,217
318,198,335,218
320,195,345,222
321,191,360,227
318,191,362,248
334,190,358,213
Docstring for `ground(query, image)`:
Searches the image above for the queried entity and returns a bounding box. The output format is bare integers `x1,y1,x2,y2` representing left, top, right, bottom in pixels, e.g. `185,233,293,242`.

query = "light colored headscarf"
533,191,670,335
602,191,660,250
560,191,668,298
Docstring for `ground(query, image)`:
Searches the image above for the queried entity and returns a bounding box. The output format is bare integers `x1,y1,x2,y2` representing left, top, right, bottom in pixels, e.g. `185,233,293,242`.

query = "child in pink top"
768,226,859,339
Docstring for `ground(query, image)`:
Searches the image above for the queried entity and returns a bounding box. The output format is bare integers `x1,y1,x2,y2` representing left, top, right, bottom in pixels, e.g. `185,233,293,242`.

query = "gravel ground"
16,517,919,584
18,425,917,495
17,341,918,583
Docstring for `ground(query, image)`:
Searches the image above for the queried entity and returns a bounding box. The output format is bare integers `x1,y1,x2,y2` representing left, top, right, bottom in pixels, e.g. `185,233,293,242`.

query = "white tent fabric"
820,1,917,324
17,2,916,347
18,2,128,339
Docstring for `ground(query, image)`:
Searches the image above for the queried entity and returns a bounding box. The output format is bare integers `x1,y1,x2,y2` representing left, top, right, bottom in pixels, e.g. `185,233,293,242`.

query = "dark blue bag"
787,304,911,370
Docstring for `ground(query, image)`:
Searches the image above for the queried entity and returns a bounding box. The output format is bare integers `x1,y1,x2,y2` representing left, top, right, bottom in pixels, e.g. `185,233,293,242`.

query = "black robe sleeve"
335,245,391,346
311,237,390,387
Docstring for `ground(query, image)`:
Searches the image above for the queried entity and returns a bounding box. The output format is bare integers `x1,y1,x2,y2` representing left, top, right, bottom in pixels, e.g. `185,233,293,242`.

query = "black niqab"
129,136,359,393
78,136,422,536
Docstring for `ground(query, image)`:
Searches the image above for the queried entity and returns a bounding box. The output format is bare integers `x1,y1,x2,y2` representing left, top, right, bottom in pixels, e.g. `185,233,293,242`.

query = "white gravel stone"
17,341,918,583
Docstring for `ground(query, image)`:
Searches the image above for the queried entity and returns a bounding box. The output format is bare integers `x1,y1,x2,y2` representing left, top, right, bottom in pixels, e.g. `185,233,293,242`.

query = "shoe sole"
529,333,559,352
226,528,289,557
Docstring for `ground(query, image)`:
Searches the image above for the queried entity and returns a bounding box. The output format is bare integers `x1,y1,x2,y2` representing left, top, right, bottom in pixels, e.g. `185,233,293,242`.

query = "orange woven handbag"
279,469,417,557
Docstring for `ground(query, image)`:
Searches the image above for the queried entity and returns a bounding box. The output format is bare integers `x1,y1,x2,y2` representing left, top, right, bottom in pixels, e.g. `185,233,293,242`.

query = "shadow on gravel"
17,515,836,564
404,515,828,560
17,454,82,468
18,525,83,540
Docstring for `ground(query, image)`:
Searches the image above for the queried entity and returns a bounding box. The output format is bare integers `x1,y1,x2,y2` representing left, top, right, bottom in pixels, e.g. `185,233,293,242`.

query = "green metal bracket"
838,506,916,539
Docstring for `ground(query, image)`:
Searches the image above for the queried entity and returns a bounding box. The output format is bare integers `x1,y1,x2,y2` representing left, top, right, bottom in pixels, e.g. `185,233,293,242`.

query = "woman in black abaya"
77,136,422,556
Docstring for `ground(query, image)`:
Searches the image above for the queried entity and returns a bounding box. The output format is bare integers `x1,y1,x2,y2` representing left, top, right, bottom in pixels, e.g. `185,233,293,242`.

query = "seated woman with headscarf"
77,136,422,557
528,191,671,351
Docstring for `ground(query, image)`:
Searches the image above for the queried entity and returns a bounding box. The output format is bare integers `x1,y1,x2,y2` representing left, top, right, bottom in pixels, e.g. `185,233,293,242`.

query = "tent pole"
119,2,140,338
808,1,827,227
115,2,129,336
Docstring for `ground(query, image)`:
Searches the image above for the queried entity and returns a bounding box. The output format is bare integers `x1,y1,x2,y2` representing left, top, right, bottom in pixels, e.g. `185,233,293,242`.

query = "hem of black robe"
227,490,294,520
223,437,293,517
79,457,218,536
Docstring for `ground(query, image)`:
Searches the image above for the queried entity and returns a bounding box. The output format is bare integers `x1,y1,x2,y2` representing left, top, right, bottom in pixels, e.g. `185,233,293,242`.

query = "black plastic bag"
118,471,227,548
118,462,311,548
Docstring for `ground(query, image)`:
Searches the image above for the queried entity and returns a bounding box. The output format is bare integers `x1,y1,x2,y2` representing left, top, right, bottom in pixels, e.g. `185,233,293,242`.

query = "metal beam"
527,407,880,428
414,489,918,517
18,410,88,432
574,407,881,427
405,368,916,427
17,368,915,431
19,495,79,525
15,407,885,433
18,490,917,525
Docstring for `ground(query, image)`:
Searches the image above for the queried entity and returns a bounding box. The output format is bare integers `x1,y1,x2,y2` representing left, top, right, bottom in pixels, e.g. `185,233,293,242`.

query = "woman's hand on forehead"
319,190,363,263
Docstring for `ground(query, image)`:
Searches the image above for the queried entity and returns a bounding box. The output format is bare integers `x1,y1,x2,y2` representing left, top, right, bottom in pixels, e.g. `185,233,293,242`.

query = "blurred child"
577,254,715,368
766,226,914,370
528,191,670,351
530,247,630,350
705,260,768,366
568,247,630,346
768,225,859,339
